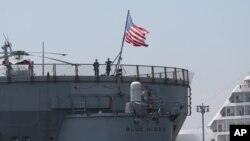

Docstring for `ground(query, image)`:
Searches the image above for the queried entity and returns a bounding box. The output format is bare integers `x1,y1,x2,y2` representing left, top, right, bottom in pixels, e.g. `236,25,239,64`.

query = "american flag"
124,13,149,47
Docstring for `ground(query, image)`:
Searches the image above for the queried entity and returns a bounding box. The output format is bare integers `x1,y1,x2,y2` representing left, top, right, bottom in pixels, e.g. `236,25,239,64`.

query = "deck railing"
0,64,190,84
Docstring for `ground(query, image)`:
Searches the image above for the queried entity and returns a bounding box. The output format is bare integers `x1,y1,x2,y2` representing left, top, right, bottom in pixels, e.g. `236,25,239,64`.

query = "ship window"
221,111,226,116
238,111,241,116
227,109,231,116
218,124,225,132
236,95,239,102
218,124,222,132
221,108,226,116
230,95,235,102
237,107,244,116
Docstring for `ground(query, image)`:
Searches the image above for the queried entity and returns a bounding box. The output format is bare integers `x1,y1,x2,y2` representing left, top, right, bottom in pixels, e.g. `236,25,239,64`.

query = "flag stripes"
124,13,149,47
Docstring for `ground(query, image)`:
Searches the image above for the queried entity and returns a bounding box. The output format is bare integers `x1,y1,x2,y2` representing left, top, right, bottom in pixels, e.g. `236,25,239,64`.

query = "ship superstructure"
208,75,250,141
0,40,192,141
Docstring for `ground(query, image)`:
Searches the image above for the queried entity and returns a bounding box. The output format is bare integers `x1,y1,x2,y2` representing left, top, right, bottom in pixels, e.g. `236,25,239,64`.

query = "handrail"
0,64,190,84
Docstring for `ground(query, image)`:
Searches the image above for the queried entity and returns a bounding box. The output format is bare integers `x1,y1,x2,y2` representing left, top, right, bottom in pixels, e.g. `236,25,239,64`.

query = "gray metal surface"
0,64,191,141
58,115,172,141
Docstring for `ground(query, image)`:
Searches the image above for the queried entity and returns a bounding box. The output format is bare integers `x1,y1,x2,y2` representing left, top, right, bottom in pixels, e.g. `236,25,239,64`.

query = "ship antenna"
2,34,12,78
39,42,69,75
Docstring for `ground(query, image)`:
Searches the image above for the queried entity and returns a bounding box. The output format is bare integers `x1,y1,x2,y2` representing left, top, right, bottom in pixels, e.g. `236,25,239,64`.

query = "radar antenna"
1,34,13,78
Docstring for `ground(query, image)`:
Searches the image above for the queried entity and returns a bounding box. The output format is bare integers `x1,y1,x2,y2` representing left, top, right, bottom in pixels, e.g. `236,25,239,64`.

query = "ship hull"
58,115,172,141
0,68,190,141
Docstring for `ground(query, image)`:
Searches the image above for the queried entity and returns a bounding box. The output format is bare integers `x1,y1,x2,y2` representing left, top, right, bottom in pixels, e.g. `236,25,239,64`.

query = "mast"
2,36,12,78
114,10,130,75
42,42,45,76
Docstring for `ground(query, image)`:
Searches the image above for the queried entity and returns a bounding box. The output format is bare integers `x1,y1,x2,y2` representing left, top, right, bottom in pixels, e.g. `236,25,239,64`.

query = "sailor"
93,59,99,76
105,58,112,76
147,91,154,113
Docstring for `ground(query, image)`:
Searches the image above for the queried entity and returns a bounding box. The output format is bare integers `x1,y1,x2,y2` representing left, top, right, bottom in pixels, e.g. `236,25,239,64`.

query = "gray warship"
0,39,192,141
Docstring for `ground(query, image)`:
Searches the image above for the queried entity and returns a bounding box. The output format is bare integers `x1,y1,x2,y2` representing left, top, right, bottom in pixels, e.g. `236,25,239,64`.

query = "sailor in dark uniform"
105,58,112,76
93,59,99,76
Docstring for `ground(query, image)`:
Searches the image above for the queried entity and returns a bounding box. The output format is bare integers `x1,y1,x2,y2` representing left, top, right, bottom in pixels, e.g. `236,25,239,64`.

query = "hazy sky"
1,0,250,130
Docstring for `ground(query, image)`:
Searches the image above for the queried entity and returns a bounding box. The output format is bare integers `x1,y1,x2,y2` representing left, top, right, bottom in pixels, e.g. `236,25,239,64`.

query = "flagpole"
114,10,130,75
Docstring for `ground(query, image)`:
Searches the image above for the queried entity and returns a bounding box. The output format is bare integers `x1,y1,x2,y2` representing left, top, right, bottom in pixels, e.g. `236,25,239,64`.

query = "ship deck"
0,64,190,86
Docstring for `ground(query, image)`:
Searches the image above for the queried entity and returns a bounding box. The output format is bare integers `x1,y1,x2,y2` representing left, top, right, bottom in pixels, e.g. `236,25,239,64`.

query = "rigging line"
29,54,74,65
28,52,66,56
112,51,120,65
